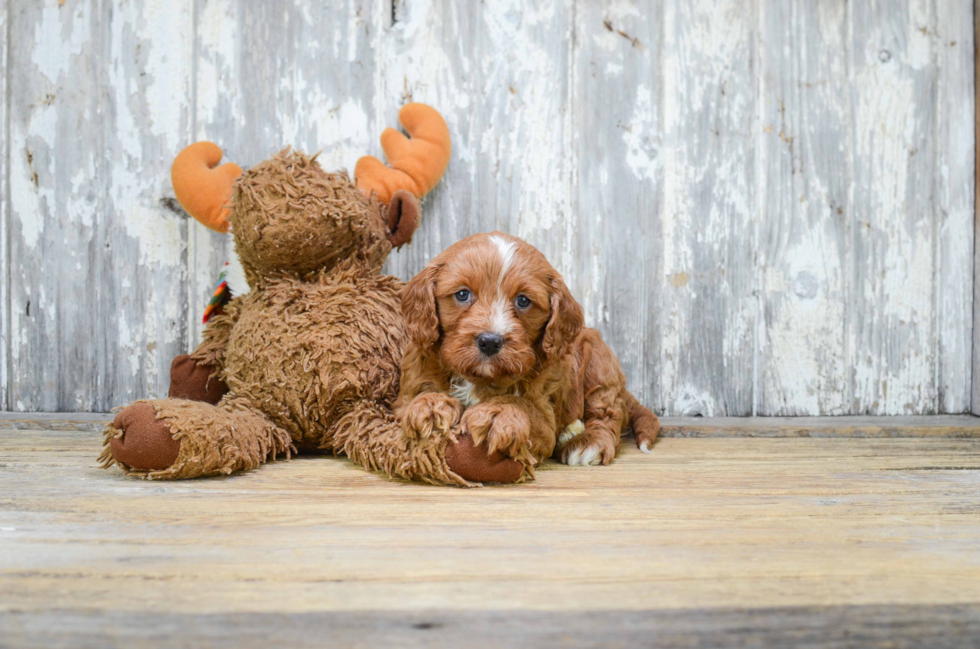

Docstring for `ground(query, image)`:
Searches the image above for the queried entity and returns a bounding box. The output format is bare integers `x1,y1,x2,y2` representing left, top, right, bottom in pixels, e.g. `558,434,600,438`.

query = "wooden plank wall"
2,0,976,416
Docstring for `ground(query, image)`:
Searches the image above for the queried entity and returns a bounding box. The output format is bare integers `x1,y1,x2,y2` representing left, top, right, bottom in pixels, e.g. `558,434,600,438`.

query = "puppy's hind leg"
557,415,622,466
625,391,660,453
557,383,626,467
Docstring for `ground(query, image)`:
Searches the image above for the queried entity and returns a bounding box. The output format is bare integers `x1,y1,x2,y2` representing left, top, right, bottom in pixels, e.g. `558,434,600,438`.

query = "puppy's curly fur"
396,232,660,478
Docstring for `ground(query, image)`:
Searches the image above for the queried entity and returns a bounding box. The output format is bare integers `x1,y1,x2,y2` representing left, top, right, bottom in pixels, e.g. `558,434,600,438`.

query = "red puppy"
396,232,660,481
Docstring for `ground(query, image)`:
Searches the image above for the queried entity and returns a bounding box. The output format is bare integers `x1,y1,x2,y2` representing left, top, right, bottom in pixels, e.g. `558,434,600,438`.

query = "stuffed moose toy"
100,104,524,486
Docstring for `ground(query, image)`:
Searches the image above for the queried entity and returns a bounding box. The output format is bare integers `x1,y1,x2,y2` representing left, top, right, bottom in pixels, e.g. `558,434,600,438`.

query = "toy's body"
101,106,524,485
217,268,403,449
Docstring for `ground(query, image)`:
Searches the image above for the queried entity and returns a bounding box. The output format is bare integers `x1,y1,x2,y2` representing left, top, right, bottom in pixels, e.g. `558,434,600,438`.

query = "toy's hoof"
109,403,180,471
168,354,228,404
446,434,524,484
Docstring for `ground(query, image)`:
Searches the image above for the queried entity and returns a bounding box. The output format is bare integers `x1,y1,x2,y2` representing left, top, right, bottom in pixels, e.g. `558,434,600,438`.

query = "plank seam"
845,0,856,414
933,0,943,414
2,0,10,411
186,0,199,356
751,0,763,417
96,0,112,411
973,0,980,414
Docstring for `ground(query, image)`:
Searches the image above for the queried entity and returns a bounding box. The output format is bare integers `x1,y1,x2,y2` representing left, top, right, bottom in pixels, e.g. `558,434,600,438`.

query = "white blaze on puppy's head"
488,298,513,336
485,234,519,336
489,234,517,284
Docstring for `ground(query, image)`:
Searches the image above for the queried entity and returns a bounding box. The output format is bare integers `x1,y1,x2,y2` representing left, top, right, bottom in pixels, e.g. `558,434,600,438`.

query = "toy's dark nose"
477,333,504,357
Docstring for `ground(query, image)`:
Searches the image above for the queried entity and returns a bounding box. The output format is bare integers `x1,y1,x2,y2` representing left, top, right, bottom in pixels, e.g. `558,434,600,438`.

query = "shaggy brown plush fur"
396,232,661,479
101,150,501,485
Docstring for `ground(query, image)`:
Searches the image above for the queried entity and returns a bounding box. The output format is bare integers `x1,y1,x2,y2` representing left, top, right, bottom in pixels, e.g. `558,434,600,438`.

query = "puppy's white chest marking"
448,377,521,409
450,378,481,408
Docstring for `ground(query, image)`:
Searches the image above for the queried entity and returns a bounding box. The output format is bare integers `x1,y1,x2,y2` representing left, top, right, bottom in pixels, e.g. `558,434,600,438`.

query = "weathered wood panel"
102,1,194,408
380,0,575,284
936,1,976,414
0,0,8,411
6,1,193,411
190,0,385,346
850,0,973,415
2,0,976,415
659,0,756,415
757,0,850,415
572,1,664,419
972,0,980,416
8,1,112,411
5,606,980,649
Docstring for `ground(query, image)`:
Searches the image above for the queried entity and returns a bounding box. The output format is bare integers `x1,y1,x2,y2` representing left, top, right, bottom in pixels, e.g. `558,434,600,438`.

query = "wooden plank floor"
2,416,980,648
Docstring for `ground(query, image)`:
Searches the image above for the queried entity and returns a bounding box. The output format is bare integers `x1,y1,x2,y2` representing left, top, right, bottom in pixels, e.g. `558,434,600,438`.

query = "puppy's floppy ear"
542,275,584,359
402,264,440,347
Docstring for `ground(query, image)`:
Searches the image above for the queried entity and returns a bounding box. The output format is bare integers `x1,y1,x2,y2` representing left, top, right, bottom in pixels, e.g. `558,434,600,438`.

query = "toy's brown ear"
402,264,440,347
541,276,584,360
171,142,242,233
387,189,421,249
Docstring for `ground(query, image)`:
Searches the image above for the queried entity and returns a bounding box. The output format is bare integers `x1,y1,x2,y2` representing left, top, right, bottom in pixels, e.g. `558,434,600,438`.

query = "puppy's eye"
515,295,532,309
454,289,472,303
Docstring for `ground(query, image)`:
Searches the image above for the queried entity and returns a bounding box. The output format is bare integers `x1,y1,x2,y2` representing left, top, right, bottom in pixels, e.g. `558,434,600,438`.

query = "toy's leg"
168,354,228,404
100,396,293,479
329,399,524,487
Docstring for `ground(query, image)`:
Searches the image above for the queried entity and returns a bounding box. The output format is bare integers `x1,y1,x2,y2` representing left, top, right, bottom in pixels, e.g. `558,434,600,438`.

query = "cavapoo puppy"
395,231,659,481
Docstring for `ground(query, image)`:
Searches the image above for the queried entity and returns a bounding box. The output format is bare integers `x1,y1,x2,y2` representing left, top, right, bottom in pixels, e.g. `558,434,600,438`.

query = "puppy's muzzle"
477,333,504,357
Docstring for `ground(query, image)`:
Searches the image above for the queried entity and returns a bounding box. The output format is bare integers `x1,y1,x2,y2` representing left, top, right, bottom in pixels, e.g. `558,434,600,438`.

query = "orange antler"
355,103,451,204
171,142,243,233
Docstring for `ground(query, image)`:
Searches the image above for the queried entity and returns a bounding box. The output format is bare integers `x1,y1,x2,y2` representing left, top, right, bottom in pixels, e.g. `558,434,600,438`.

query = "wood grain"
380,0,576,286
572,1,664,418
937,0,976,414
190,0,385,347
8,1,108,411
102,1,194,409
757,0,850,415
2,0,977,416
7,1,194,411
4,605,980,649
1,423,979,647
1,0,8,412
659,0,756,416
848,0,973,415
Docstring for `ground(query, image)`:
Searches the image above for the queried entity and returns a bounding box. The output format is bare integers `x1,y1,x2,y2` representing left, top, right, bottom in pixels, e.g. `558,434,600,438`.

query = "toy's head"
171,104,451,283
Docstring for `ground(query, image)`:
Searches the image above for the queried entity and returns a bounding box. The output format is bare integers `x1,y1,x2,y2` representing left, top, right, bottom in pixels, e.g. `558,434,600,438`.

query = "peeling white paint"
32,3,89,84
624,84,659,182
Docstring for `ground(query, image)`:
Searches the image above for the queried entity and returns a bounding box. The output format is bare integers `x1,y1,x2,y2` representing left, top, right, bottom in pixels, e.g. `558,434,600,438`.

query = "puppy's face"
403,232,584,385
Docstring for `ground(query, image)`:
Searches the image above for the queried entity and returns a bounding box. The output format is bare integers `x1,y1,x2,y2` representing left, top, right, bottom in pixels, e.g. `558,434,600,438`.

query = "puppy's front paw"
402,393,464,440
556,421,616,466
461,402,530,458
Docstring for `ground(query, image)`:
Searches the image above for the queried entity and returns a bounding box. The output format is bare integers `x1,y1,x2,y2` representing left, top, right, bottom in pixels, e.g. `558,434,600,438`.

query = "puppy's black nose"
477,333,504,357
